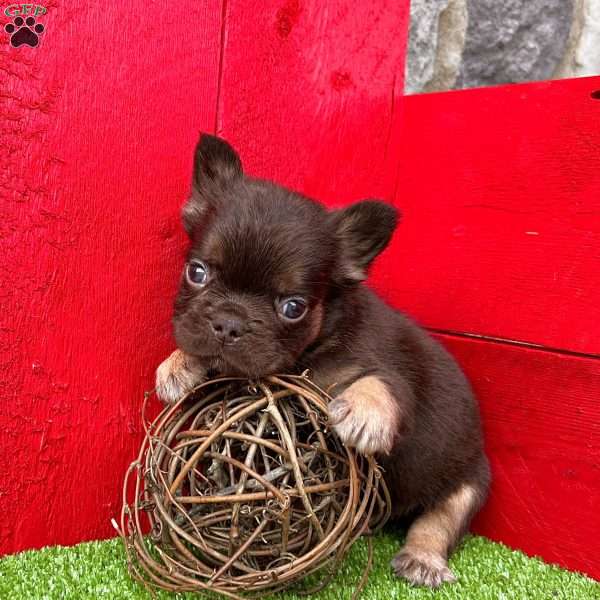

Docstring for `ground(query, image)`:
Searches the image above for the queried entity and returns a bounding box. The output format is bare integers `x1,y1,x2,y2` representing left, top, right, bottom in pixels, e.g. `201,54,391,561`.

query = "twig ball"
119,374,390,599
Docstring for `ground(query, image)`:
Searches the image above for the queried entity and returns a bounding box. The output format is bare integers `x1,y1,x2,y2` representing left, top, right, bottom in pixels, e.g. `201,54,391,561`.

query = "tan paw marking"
391,548,457,588
328,375,399,455
155,350,205,404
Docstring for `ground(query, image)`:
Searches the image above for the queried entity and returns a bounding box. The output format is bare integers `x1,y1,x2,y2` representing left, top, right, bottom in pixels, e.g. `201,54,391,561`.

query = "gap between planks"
427,327,600,362
214,0,229,133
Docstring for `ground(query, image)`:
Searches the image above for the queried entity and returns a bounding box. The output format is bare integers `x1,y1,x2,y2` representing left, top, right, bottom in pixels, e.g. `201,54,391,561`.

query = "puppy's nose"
210,315,246,344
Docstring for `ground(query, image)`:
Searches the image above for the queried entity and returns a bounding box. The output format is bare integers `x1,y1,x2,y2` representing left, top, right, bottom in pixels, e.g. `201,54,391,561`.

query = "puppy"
155,133,490,588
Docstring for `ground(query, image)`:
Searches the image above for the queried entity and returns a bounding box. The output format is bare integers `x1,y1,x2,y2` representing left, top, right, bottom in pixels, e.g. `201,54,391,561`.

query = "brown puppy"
156,134,490,588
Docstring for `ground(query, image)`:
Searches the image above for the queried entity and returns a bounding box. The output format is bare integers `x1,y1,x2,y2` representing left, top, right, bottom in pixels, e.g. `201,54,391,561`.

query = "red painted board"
373,76,600,357
217,0,410,205
0,2,223,554
433,334,600,579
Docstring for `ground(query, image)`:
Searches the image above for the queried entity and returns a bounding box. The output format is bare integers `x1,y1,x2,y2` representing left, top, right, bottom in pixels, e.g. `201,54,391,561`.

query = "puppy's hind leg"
391,478,487,588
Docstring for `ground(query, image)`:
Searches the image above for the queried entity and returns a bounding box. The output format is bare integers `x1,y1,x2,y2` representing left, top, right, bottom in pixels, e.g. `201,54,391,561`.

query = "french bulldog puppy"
155,133,490,588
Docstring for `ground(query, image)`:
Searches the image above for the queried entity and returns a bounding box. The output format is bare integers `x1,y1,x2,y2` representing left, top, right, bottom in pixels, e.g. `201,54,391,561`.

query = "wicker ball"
118,374,390,599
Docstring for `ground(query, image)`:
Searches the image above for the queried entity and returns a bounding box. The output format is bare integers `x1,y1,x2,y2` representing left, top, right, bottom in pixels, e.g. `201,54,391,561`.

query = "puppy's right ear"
182,134,243,235
330,200,399,283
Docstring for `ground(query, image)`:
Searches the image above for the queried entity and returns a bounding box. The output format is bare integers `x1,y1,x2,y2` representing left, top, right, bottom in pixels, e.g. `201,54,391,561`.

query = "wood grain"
434,333,600,579
217,0,409,205
0,1,223,554
372,75,600,356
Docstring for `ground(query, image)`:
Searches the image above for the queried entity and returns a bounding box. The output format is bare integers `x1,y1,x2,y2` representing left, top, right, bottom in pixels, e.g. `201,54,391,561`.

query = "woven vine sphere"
119,374,390,599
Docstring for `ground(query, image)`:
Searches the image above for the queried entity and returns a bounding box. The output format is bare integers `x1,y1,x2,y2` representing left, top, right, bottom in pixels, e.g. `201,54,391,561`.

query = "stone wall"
406,0,600,94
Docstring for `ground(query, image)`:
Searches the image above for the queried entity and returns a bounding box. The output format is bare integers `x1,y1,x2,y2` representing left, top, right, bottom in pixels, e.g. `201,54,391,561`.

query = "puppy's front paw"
328,375,399,455
155,350,205,404
391,548,456,588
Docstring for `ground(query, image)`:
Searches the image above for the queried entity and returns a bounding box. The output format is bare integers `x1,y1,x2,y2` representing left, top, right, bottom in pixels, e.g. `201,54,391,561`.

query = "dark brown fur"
157,134,490,587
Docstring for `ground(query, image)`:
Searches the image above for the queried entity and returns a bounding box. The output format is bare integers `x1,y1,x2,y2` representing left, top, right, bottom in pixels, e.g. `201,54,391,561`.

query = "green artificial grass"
0,532,597,600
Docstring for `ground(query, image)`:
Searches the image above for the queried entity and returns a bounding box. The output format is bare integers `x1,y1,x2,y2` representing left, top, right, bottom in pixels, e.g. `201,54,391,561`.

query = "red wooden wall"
0,0,409,556
0,0,224,554
1,0,599,583
383,76,600,578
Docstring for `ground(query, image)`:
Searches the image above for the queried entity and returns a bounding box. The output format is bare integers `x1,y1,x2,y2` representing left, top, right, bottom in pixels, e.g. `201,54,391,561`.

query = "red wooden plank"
373,76,600,356
217,0,410,204
433,334,600,579
0,2,223,554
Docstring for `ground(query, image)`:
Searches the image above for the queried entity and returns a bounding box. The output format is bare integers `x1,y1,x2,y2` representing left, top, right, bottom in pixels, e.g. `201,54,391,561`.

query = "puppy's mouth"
183,345,279,379
174,320,295,378
214,351,280,379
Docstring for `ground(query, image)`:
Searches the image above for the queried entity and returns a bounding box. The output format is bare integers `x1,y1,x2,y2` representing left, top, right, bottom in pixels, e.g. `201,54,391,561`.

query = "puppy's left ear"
182,134,243,235
331,200,400,282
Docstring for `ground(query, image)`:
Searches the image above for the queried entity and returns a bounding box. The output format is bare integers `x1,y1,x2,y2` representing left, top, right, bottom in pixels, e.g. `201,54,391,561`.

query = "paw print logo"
4,16,45,48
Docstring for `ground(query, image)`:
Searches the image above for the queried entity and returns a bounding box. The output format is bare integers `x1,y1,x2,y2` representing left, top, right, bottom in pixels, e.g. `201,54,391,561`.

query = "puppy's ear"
182,134,243,235
331,200,399,282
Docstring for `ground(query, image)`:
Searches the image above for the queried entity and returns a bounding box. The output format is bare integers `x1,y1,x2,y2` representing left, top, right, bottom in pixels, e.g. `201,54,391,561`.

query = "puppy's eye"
186,261,209,286
278,297,307,321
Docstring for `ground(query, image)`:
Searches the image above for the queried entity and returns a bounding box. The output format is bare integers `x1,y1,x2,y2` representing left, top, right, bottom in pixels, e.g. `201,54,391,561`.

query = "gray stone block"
456,0,575,89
